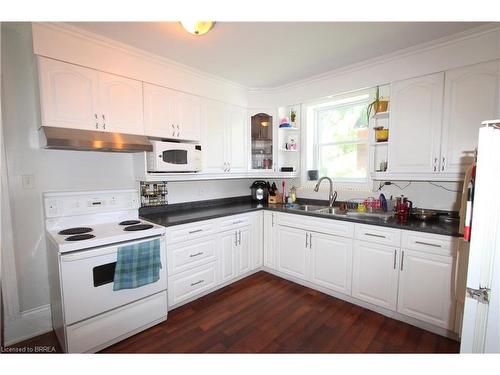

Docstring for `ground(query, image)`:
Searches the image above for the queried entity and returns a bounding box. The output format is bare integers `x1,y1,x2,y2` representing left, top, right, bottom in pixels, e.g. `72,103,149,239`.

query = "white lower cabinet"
309,232,353,295
238,227,252,274
352,240,399,311
276,226,309,280
397,249,456,329
166,213,260,308
165,210,458,336
276,222,354,296
220,230,238,283
167,261,219,307
263,211,276,269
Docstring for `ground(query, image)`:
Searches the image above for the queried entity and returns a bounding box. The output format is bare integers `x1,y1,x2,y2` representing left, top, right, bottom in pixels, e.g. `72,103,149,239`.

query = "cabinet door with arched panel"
249,110,277,172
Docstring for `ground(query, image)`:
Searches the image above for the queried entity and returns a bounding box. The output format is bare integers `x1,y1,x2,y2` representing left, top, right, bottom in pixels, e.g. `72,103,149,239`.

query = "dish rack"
346,197,395,215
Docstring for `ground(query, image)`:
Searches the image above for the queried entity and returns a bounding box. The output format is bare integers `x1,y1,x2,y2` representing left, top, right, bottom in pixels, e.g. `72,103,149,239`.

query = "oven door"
60,236,167,325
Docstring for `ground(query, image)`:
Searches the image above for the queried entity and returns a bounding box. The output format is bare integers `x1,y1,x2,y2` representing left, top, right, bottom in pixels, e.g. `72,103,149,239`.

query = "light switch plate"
22,174,35,189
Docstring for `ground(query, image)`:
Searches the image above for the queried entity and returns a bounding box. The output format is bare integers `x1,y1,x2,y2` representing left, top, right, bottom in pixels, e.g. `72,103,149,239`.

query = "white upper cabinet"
143,83,177,139
38,57,100,131
397,249,455,329
176,92,201,142
99,72,144,135
202,99,228,173
38,57,144,135
388,72,444,174
201,99,248,174
226,105,248,172
440,61,500,174
143,83,201,141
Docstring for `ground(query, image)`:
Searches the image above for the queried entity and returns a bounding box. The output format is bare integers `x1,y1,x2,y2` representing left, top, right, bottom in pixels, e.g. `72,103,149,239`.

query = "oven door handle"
60,235,163,262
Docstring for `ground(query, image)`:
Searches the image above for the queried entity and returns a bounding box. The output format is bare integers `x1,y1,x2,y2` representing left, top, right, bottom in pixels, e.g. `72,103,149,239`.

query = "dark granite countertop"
140,196,461,237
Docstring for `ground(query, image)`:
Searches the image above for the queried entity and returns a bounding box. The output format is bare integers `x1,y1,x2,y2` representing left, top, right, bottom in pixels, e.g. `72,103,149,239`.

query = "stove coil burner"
124,224,154,231
119,220,141,226
58,227,93,235
65,234,96,241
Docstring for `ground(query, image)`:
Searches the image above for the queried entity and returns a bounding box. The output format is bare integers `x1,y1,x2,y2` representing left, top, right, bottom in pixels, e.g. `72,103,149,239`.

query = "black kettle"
250,180,268,203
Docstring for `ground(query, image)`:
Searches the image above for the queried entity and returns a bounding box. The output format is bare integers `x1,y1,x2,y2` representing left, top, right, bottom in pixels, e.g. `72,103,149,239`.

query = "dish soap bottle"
290,186,297,203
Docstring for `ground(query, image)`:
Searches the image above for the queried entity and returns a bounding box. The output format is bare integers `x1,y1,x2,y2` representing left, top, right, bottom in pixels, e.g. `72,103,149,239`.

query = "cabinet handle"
223,162,227,172
177,132,180,137
415,240,441,248
393,250,397,269
177,125,180,130
238,230,241,245
102,114,106,130
401,251,405,271
233,220,243,225
305,232,308,248
434,157,437,172
189,252,204,258
309,233,312,249
188,229,203,234
235,231,238,246
441,157,446,171
271,213,275,227
228,162,231,172
364,233,386,238
95,113,99,129
190,279,204,286
172,124,175,129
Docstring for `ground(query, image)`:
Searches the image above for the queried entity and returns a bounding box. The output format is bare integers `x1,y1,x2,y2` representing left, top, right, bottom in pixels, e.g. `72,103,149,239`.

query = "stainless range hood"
39,126,153,153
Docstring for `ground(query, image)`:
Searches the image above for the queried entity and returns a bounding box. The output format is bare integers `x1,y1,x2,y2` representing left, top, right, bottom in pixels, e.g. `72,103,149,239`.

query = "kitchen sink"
345,211,394,221
294,205,327,212
316,207,347,215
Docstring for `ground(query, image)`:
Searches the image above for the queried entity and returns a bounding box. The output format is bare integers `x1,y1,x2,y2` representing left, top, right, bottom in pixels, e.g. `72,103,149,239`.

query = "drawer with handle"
355,223,401,247
167,261,218,307
219,214,252,231
167,221,215,244
401,230,457,256
167,236,217,275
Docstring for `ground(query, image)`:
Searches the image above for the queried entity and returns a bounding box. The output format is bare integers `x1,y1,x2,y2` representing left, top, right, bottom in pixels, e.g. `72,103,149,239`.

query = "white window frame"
304,91,372,189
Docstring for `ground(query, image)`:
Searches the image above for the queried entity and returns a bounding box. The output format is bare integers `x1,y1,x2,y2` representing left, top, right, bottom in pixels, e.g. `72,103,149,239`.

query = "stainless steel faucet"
314,177,337,208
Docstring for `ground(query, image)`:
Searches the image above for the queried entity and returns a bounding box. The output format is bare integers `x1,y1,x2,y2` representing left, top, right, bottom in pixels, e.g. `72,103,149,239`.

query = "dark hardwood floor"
7,271,460,353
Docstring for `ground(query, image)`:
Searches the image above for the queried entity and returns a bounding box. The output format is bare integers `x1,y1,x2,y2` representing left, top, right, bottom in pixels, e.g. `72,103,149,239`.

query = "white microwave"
147,141,202,172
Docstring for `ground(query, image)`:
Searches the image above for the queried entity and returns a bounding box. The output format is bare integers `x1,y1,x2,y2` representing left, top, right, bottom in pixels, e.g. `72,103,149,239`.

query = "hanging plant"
366,86,389,120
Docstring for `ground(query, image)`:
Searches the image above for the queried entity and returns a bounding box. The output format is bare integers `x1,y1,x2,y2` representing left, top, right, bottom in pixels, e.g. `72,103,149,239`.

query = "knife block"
268,193,283,204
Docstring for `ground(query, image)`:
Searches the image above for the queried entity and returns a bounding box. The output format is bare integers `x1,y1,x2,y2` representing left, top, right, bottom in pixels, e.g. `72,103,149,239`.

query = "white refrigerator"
460,120,500,353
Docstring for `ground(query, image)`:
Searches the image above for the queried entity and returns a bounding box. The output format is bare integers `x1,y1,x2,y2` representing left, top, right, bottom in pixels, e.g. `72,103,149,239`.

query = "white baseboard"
4,304,53,346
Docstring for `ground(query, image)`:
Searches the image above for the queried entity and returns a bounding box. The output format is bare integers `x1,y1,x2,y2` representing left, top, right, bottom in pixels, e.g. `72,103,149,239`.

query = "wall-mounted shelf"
370,141,388,146
373,111,390,119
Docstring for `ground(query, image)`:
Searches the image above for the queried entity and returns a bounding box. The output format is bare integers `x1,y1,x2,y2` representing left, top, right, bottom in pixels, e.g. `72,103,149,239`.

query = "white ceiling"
69,22,490,88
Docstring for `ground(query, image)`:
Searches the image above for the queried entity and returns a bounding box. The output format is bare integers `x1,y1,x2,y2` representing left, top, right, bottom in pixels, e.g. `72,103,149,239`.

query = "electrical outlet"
22,174,35,189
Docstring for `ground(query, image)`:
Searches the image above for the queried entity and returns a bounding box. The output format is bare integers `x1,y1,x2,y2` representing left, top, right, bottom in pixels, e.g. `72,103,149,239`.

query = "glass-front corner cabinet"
250,112,274,170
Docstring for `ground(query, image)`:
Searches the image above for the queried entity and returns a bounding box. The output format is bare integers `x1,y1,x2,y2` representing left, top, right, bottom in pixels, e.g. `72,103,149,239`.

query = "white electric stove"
44,189,168,353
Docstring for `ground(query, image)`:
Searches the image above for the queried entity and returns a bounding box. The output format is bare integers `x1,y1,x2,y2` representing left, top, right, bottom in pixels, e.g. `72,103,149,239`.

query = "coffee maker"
250,180,269,203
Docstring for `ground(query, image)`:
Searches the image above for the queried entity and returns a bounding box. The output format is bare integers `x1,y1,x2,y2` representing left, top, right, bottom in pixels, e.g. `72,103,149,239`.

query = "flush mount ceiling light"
180,21,215,36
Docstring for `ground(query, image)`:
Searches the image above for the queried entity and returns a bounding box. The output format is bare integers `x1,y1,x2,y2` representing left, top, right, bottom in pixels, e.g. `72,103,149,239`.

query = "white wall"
166,179,252,204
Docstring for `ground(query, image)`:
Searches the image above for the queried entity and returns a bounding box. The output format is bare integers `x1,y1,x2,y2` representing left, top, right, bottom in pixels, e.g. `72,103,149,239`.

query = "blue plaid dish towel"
113,238,162,291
